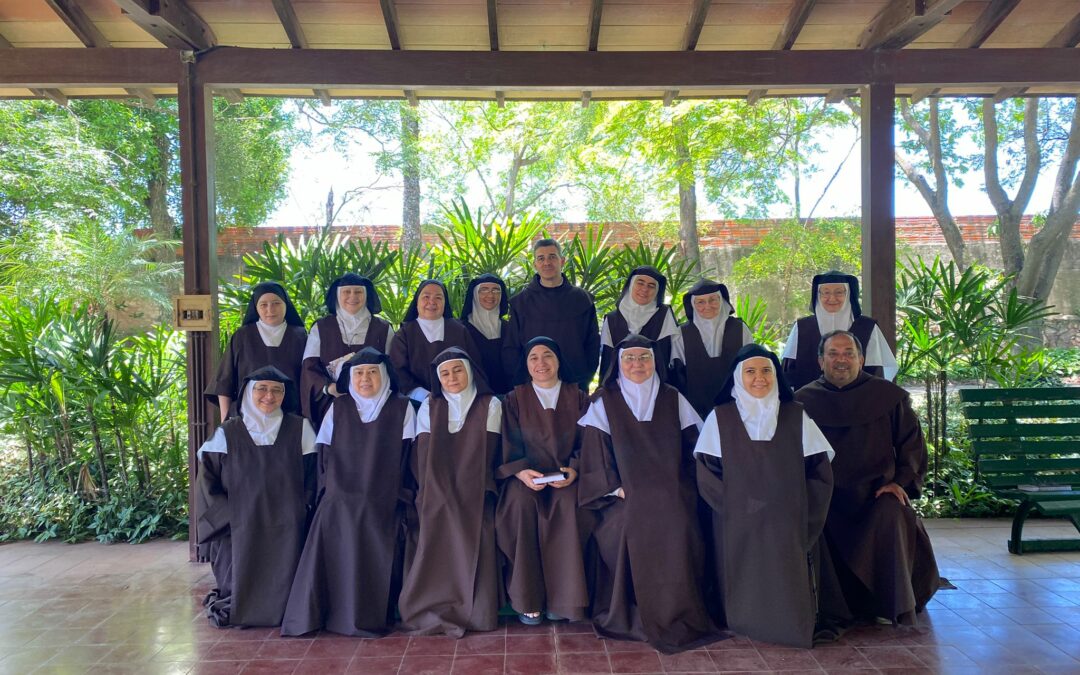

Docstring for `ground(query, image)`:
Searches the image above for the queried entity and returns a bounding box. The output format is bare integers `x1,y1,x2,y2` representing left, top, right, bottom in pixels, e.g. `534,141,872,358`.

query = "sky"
263,101,1059,229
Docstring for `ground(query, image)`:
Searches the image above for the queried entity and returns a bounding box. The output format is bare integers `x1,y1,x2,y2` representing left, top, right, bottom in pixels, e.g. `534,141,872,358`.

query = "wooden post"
860,82,896,350
178,55,219,561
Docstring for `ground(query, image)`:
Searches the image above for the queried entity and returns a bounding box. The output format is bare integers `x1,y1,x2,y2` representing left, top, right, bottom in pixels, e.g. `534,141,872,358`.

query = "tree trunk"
147,132,177,261
324,187,335,228
400,105,422,252
86,404,110,500
983,97,1041,280
675,135,701,275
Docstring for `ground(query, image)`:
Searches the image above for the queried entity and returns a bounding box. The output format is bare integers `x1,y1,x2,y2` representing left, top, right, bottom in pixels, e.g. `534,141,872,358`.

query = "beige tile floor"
1,519,1078,674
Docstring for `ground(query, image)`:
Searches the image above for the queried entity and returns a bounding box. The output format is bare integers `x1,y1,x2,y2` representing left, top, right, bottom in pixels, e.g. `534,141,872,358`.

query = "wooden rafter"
487,0,499,52
665,0,711,104
46,0,156,104
30,88,69,106
379,0,403,51
269,0,331,109
217,88,244,104
748,0,818,105
827,0,964,103
405,90,418,107
911,0,1020,103
0,31,13,48
496,90,505,108
588,0,604,52
996,10,1080,101
113,0,216,50
581,91,592,108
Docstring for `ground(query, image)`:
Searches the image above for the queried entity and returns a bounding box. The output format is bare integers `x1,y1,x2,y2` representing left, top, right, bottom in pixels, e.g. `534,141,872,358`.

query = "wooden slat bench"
959,387,1080,554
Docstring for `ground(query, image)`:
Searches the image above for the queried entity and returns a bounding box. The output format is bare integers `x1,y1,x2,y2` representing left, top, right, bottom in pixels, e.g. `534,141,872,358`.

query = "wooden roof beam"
995,10,1080,101
665,0,711,105
749,0,818,104
496,91,505,108
269,1,331,110
379,0,403,51
588,0,603,51
911,0,1019,102
217,88,244,104
405,90,418,107
581,91,591,108
46,0,157,104
30,88,69,106
827,0,963,102
0,31,13,48
113,0,216,50
487,0,499,51
858,0,965,51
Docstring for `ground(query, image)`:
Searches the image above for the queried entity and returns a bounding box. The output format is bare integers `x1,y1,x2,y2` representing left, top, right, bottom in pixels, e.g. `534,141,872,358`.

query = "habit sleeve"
695,454,724,513
500,312,525,387
496,393,531,480
576,426,622,509
805,453,833,545
195,452,229,544
304,453,318,512
583,303,601,386
388,329,421,394
891,397,928,499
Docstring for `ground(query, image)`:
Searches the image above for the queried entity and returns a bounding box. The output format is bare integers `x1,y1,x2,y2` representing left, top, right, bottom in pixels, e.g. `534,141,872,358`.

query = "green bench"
959,387,1080,555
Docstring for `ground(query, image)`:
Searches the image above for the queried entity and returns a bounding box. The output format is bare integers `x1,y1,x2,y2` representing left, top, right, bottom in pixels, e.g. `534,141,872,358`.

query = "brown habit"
578,385,720,653
671,317,748,418
195,415,315,627
495,382,591,621
389,320,483,395
281,397,411,637
465,321,511,395
795,373,941,624
696,402,833,648
398,395,502,637
205,323,308,413
300,315,391,424
783,315,881,391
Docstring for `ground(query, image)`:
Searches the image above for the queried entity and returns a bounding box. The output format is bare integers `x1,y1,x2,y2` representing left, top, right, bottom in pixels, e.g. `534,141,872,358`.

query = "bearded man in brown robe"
795,330,941,626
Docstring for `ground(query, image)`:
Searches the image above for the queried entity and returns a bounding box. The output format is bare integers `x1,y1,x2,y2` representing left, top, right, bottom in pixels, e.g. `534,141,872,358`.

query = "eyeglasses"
477,288,502,296
818,289,847,299
620,354,653,364
252,385,285,396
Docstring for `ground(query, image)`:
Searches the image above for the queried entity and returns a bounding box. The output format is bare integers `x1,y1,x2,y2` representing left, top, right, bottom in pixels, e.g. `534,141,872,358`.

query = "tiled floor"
1,519,1079,674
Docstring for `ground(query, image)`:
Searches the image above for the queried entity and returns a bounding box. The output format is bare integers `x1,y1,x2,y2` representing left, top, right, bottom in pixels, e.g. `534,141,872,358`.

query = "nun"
781,271,897,391
397,347,503,637
460,273,511,395
694,344,834,648
194,366,317,628
495,336,591,625
577,334,721,654
389,279,484,404
281,348,416,637
599,266,679,380
206,282,307,423
300,273,394,426
669,280,753,418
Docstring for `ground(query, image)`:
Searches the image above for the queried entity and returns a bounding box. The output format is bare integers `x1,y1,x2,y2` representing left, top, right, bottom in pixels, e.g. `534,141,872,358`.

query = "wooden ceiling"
2,0,1080,102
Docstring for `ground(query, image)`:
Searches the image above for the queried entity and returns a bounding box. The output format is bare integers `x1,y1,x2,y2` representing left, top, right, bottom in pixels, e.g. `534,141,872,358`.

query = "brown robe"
783,315,882,391
671,317,748,418
300,315,392,425
389,320,484,396
280,397,411,637
465,321,511,395
398,395,502,637
696,402,833,648
578,384,720,654
599,308,675,382
502,275,600,390
195,414,315,627
495,382,591,621
205,323,308,415
795,373,941,625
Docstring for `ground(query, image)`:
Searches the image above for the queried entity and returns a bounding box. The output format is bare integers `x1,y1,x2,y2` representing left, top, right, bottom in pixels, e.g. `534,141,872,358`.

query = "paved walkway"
1,519,1078,674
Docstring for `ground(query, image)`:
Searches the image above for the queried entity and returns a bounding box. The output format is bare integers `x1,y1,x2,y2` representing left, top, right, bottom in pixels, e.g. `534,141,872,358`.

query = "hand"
875,482,909,505
516,469,546,492
615,487,625,499
327,382,344,398
550,466,577,489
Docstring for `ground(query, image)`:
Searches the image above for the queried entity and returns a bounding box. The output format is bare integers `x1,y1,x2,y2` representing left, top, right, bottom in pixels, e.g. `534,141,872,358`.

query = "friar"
195,366,317,628
389,279,484,404
502,238,600,390
300,273,394,426
460,273,512,395
496,336,592,625
577,334,721,653
281,348,415,637
795,330,941,625
781,271,897,391
397,348,503,637
668,280,752,418
694,344,834,648
206,281,307,423
598,266,679,380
